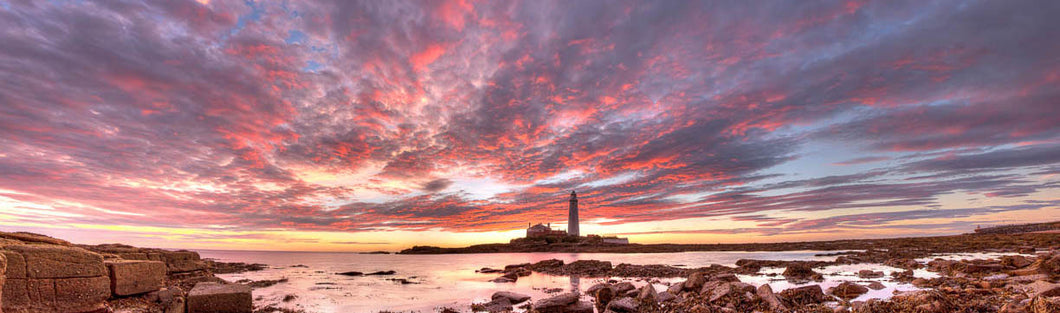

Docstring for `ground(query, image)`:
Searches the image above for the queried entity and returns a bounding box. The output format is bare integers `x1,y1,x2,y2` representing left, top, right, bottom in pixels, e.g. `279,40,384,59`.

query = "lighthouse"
568,190,579,236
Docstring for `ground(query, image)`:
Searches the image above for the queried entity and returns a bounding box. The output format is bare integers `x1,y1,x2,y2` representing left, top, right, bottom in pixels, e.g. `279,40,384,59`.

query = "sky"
0,0,1058,252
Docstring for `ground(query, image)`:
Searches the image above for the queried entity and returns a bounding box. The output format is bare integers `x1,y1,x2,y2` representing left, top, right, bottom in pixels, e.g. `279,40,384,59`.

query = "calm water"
199,250,949,313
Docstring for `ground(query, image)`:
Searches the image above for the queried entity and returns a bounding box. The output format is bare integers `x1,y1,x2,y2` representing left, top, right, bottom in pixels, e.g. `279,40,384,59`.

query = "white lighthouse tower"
568,190,579,236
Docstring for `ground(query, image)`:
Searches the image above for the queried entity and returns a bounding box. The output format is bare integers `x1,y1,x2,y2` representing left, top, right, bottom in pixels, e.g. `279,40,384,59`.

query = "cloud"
422,179,453,192
0,0,1058,246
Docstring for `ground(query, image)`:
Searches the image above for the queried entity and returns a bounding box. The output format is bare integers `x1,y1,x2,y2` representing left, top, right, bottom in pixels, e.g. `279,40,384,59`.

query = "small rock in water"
476,297,512,313
491,291,531,303
858,269,885,278
867,281,886,290
829,281,869,300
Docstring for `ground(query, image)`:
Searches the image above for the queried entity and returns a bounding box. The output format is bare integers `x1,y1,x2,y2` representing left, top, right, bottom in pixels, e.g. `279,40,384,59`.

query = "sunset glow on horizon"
0,0,1058,252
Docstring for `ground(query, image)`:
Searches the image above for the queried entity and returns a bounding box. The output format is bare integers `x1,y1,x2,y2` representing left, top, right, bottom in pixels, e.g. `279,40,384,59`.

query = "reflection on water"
200,250,936,313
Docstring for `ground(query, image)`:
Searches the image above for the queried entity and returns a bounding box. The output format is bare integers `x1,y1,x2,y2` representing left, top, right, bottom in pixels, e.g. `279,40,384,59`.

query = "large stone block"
2,277,109,313
106,260,166,296
162,251,205,273
5,245,105,278
187,283,253,313
162,251,201,262
1,250,25,279
53,276,110,313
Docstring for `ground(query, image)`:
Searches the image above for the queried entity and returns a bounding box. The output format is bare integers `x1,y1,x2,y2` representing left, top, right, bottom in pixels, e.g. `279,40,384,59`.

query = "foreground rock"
187,282,253,313
105,260,166,296
532,292,593,313
1,243,110,313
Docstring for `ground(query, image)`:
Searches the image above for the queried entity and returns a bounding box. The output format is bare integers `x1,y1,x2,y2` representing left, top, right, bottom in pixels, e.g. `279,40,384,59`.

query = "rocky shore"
0,231,267,313
3,230,1060,313
463,234,1060,313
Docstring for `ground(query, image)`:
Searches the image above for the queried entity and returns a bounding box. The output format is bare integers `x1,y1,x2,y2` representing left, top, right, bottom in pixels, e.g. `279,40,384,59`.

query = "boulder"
857,270,884,278
492,291,531,303
1021,280,1060,298
1031,295,1060,313
705,282,755,303
532,292,579,313
594,286,614,308
586,283,609,295
1002,255,1033,269
105,260,166,296
884,258,922,270
829,281,869,300
605,297,637,313
666,282,683,294
1041,255,1060,275
187,282,253,313
890,290,953,313
165,297,186,313
683,272,706,291
757,284,786,311
783,263,818,281
779,285,830,305
480,297,512,313
612,282,635,295
636,284,657,301
564,300,595,313
657,291,676,302
867,281,886,290
714,273,740,282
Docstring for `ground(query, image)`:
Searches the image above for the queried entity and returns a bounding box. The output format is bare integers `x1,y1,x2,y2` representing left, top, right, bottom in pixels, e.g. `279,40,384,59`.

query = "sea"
199,250,1012,313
